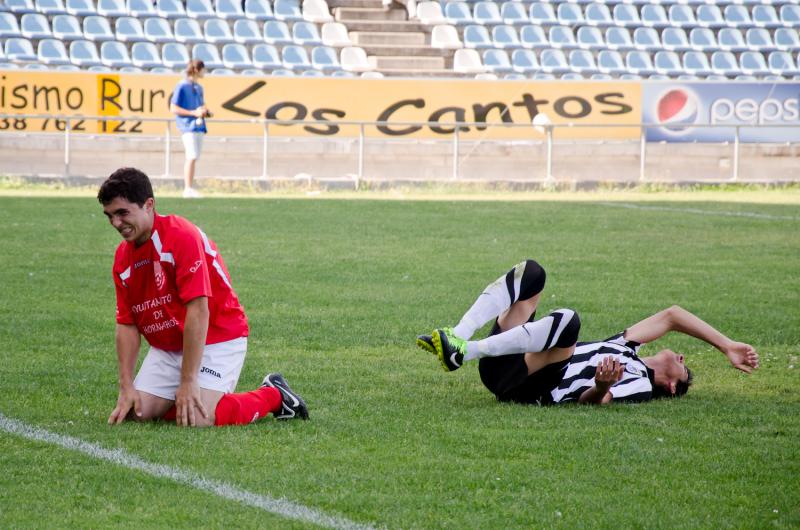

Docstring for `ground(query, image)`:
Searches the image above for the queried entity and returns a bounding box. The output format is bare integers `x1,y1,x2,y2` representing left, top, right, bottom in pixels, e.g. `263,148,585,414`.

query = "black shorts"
477,319,568,405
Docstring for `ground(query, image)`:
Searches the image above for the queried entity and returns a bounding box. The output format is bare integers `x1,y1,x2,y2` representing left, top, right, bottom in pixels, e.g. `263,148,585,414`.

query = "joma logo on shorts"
200,366,221,378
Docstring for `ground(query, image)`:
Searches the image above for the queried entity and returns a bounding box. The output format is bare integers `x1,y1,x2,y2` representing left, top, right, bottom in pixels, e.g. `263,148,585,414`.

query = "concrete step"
349,30,426,45
339,19,429,32
334,6,407,21
361,44,454,57
368,55,446,70
327,0,386,9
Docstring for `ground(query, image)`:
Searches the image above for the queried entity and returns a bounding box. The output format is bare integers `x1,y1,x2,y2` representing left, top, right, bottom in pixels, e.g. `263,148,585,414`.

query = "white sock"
453,261,528,339
463,310,576,361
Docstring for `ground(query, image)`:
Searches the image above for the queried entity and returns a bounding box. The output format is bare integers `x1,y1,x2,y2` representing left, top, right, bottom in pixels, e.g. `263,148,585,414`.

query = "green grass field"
1,192,798,529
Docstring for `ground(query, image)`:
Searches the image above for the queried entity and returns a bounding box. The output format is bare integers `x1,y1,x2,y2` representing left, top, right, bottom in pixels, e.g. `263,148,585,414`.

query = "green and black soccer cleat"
431,328,467,372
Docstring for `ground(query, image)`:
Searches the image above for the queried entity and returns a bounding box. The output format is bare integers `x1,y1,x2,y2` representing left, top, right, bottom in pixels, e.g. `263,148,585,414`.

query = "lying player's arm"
624,305,759,373
175,296,210,427
578,356,623,405
108,323,142,424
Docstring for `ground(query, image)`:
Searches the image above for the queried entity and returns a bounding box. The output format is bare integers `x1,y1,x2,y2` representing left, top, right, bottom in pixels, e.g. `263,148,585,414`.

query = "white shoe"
182,187,202,198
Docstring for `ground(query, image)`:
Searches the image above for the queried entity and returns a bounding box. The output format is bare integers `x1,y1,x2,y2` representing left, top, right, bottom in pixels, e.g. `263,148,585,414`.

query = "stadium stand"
0,0,798,78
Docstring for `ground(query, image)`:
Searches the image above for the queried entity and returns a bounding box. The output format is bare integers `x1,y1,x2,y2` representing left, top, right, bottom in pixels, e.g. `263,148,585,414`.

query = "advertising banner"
0,71,641,139
642,82,800,143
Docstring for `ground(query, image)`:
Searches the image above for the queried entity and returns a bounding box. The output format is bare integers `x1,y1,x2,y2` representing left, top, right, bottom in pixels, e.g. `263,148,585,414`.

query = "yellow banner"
0,71,641,139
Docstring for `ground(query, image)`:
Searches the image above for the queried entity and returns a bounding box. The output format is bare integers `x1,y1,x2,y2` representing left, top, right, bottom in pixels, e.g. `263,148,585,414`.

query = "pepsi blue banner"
642,83,800,143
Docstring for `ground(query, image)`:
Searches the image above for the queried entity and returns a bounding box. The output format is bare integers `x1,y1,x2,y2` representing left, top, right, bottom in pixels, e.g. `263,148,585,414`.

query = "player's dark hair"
97,167,154,206
186,59,205,77
652,367,693,399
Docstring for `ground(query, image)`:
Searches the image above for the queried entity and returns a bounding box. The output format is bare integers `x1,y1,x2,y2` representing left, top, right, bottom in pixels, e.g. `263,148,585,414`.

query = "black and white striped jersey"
550,332,655,404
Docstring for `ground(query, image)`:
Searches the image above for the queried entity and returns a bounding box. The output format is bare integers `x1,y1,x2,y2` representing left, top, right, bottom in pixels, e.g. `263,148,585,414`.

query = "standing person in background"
170,60,211,199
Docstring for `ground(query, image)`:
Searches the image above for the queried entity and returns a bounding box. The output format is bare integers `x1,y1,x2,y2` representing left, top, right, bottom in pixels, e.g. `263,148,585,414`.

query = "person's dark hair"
97,167,154,206
652,367,694,399
186,59,205,77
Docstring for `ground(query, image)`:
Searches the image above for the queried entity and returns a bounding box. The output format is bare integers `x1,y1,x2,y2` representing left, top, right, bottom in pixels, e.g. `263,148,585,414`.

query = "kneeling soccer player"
417,260,759,405
99,167,308,426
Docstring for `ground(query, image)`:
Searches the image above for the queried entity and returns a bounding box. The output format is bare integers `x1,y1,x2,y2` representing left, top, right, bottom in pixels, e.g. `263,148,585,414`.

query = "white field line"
595,202,799,221
0,413,381,530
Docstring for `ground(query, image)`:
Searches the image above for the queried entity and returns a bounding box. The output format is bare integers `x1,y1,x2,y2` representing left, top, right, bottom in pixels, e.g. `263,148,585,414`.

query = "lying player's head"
98,168,155,245
650,349,693,399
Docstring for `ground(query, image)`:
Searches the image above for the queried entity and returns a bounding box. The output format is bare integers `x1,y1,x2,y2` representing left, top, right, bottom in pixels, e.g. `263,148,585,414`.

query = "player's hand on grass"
723,341,760,374
108,386,141,425
595,356,624,390
175,381,208,427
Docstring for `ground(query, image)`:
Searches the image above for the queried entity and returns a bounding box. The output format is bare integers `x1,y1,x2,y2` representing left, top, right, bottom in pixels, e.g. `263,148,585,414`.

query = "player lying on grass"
99,168,308,427
417,260,759,405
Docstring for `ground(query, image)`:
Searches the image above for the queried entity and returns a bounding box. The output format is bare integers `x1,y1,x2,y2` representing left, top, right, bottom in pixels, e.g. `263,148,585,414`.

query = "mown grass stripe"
0,413,380,530
595,202,799,221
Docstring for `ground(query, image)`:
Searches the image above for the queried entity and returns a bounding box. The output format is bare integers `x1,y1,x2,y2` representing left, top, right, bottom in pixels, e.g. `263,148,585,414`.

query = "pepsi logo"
654,88,700,134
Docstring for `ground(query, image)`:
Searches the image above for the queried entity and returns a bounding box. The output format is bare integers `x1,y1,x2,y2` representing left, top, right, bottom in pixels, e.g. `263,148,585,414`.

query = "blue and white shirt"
550,332,655,404
171,79,207,133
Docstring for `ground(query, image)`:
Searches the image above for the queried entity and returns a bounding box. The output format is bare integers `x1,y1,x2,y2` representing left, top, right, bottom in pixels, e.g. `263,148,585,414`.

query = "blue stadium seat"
661,27,690,52
745,28,775,52
668,5,696,28
689,27,717,52
474,2,502,25
37,38,70,64
244,0,273,21
186,0,215,20
445,2,472,26
585,3,612,27
549,25,576,49
590,73,613,80
204,18,234,44
774,27,800,51
576,26,603,50
492,25,520,49
65,0,95,16
569,49,597,74
641,4,668,28
780,4,800,27
718,28,746,52
605,26,633,50
264,20,292,45
101,40,132,67
69,39,101,66
52,14,82,40
519,25,547,49
87,64,113,71
115,16,146,42
215,0,244,20
281,44,311,69
83,15,114,42
711,51,739,77
539,48,570,74
127,0,155,17
252,43,281,69
274,0,302,22
210,67,234,75
482,49,512,73
696,5,725,29
175,18,204,43
240,68,264,76
752,5,781,28
739,51,769,75
192,42,223,68
0,12,21,38
503,73,525,80
97,0,126,17
597,50,626,74
119,65,142,72
131,41,162,67
625,50,655,75
233,19,261,44
311,45,340,71
531,73,555,80
463,25,492,49
21,13,51,39
557,3,584,25
330,69,354,78
161,41,189,68
768,51,800,76
528,3,556,26
293,21,322,46
157,0,186,19
633,27,659,51
724,5,752,28
560,72,583,80
6,0,35,14
682,50,712,76
150,66,174,73
222,43,251,68
501,2,528,26
654,50,682,76
271,68,295,76
36,0,66,15
23,62,50,69
613,4,640,28
300,69,324,77
144,17,174,43
734,75,757,81
511,48,538,73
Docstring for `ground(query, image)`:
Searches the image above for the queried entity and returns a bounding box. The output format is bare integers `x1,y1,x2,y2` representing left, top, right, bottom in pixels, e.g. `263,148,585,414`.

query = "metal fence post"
64,117,71,178
545,125,553,183
639,125,646,182
732,125,740,181
164,121,171,178
358,123,364,184
262,121,269,179
452,125,459,180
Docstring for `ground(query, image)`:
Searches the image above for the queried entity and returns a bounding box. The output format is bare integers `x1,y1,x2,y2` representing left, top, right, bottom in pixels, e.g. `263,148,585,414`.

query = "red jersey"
112,213,248,352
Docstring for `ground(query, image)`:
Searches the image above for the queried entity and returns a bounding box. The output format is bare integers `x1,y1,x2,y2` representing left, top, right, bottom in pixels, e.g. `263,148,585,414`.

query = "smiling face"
102,196,155,246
